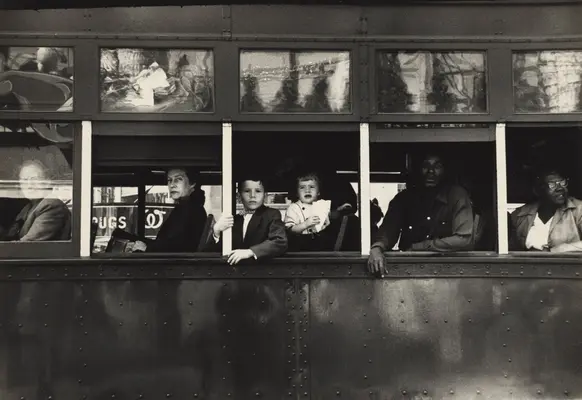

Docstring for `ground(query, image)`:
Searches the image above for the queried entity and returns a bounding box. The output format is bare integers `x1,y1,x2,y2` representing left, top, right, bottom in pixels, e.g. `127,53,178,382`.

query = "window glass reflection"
100,48,214,113
92,184,222,254
507,127,582,253
240,50,351,113
376,51,487,113
0,122,73,242
0,47,74,112
369,139,496,254
513,51,582,113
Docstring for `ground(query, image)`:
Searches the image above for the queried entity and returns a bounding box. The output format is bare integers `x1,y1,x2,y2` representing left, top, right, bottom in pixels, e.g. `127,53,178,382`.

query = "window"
100,48,214,113
92,128,222,255
513,50,582,113
232,129,361,252
376,51,487,114
0,121,74,243
0,46,74,112
370,124,497,253
506,126,582,253
240,50,351,113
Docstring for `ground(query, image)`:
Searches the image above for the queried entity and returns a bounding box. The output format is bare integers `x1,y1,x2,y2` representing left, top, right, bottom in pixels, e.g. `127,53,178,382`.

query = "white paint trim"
222,122,233,256
360,122,371,256
495,122,509,255
80,121,93,257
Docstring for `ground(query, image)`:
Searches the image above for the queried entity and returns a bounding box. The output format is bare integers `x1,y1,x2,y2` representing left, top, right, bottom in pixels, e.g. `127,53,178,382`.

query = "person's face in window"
19,162,50,200
540,172,569,206
421,155,445,188
167,169,194,201
298,178,319,205
239,180,265,211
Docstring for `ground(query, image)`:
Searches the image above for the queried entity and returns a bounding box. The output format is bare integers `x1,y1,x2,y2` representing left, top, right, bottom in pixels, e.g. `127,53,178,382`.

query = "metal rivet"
402,390,407,395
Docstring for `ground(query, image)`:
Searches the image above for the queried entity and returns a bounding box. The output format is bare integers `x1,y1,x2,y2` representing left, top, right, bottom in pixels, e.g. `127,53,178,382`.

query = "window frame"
0,121,82,259
88,121,223,258
508,42,582,122
368,42,509,123
0,38,80,119
231,41,361,122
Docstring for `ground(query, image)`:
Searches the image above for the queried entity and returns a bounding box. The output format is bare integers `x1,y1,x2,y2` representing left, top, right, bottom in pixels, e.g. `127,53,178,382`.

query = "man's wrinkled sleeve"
370,193,405,252
410,186,474,252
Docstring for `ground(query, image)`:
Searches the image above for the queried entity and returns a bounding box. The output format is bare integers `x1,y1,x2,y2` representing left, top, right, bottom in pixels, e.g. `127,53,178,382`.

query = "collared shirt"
242,213,252,240
371,184,474,252
510,197,582,251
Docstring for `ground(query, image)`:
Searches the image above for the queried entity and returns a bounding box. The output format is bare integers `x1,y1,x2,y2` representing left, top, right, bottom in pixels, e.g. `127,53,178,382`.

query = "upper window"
240,50,351,113
0,121,74,242
100,48,214,113
0,46,74,112
376,51,487,114
513,51,582,113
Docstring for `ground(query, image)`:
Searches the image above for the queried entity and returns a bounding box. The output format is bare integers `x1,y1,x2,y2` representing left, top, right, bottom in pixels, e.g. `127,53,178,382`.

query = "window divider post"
495,122,509,255
80,121,93,258
360,122,371,256
222,121,233,256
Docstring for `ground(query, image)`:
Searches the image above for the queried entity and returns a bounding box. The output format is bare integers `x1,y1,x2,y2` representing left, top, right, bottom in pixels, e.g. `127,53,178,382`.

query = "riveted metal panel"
0,9,92,33
86,6,224,36
365,4,582,39
231,5,361,38
309,278,582,399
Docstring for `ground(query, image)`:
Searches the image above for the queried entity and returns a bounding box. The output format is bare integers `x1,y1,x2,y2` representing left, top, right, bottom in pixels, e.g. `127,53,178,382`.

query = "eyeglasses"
547,179,568,190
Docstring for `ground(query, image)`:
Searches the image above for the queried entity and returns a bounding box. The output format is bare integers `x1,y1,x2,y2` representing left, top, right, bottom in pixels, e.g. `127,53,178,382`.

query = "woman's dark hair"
168,167,200,185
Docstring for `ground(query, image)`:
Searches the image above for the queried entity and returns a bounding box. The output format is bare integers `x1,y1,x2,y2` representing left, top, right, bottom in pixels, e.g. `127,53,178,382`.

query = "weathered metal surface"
0,260,582,399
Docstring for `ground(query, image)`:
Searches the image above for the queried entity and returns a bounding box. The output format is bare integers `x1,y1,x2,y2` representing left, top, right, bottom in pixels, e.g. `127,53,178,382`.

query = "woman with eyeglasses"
509,167,582,252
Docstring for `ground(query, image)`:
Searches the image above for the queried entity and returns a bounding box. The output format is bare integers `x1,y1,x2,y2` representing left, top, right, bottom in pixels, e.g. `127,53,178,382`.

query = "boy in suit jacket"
211,177,288,265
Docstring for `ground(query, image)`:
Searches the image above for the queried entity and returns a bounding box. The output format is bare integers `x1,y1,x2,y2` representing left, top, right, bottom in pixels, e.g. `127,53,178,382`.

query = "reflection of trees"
427,57,456,113
271,75,303,112
429,54,486,113
303,72,331,112
513,53,549,113
240,75,264,112
377,53,413,112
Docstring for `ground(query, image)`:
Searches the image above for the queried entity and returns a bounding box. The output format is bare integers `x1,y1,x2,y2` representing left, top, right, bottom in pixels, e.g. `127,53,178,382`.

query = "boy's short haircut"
237,176,266,193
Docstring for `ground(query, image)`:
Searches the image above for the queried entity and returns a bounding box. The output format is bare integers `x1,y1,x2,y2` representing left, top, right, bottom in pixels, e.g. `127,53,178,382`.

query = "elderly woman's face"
540,172,568,206
167,169,194,201
19,163,50,200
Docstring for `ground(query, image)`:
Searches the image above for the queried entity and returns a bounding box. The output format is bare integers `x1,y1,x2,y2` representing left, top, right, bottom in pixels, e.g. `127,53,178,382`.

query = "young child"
285,173,331,234
211,177,288,265
285,173,335,251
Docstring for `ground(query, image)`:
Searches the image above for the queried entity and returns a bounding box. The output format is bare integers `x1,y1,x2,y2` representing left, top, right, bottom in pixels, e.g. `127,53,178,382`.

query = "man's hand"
214,214,234,237
227,249,254,265
367,246,385,277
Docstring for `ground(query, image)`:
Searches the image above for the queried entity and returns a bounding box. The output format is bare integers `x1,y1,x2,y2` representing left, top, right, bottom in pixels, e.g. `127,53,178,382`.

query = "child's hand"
305,216,321,228
227,249,254,265
214,214,234,236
